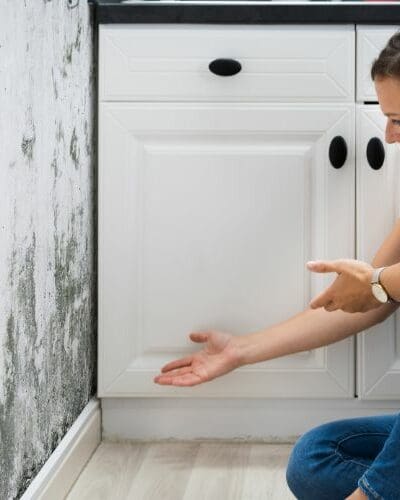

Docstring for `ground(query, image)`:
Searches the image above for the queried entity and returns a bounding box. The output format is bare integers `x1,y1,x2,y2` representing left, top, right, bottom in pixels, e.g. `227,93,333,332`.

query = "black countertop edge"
88,2,400,24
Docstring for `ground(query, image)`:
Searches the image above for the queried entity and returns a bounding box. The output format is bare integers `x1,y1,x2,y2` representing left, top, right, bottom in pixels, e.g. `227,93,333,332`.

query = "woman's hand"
153,330,241,387
307,259,381,313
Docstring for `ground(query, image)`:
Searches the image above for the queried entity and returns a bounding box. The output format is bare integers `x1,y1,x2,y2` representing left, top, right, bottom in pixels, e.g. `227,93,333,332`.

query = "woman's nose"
385,121,398,144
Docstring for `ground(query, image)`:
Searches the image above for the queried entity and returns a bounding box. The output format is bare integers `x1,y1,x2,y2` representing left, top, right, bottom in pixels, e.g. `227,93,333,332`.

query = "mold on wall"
0,1,96,498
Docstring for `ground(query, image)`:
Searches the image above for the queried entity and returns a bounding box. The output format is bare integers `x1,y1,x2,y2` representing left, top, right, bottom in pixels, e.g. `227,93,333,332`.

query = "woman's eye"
392,119,400,126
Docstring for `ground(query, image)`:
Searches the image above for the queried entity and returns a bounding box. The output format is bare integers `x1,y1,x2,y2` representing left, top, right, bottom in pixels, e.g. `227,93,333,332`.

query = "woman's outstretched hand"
153,330,241,387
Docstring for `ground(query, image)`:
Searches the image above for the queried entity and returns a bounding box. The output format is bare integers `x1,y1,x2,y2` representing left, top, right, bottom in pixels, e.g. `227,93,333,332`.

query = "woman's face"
375,76,400,144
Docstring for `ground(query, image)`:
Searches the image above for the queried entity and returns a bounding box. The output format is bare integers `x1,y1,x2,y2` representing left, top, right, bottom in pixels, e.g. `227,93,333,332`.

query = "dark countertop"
88,0,400,24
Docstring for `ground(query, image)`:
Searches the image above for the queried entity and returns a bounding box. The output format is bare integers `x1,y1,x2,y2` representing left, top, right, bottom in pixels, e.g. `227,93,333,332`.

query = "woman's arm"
371,218,400,267
235,220,400,366
155,220,400,386
366,218,400,302
235,302,396,367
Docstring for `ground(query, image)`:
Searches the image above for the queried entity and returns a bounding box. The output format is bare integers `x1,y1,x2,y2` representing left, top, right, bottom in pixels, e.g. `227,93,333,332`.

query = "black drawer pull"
209,58,242,77
329,136,347,169
367,137,385,170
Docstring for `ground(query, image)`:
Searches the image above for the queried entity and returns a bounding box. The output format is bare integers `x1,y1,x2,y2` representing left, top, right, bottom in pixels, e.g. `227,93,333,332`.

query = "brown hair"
371,31,400,80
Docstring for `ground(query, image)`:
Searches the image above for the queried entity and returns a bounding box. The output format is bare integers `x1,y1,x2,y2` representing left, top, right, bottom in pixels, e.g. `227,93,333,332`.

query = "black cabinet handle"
329,136,347,169
209,58,242,77
367,137,385,170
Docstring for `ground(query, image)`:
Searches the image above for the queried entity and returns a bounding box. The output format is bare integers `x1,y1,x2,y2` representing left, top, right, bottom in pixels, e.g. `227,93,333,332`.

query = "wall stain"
21,135,36,161
74,22,82,52
62,22,83,77
7,205,17,288
64,44,73,66
21,106,36,162
51,68,58,100
69,127,80,169
17,232,38,344
54,231,80,328
56,121,65,144
51,155,58,181
1,233,44,498
84,120,91,157
0,313,18,497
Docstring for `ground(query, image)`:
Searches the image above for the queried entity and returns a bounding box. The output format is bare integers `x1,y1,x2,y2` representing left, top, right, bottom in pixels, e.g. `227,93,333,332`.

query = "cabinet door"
356,105,400,399
98,102,355,398
356,26,399,102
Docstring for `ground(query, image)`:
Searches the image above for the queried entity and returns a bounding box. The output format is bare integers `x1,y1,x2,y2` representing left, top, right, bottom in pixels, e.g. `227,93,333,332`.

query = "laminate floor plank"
126,442,200,500
182,442,250,500
242,444,295,500
66,441,148,500
66,441,295,500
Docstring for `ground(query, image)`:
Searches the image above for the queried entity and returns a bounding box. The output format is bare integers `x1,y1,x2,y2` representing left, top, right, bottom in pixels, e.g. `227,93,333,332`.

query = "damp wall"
0,1,96,498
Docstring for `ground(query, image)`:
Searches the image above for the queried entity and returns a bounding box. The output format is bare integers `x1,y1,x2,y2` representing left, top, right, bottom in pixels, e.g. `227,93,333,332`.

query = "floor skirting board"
21,397,101,500
101,397,400,441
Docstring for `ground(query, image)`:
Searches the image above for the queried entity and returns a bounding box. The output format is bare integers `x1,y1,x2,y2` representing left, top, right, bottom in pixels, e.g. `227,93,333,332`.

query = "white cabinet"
356,106,400,399
355,26,400,400
98,101,355,398
98,25,357,400
98,24,400,406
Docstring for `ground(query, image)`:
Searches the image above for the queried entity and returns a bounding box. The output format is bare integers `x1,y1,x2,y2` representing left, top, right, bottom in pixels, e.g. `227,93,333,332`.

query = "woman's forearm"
234,216,400,367
235,303,397,366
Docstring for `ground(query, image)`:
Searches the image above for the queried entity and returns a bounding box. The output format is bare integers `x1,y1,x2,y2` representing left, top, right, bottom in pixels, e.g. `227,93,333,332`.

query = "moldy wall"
0,1,96,498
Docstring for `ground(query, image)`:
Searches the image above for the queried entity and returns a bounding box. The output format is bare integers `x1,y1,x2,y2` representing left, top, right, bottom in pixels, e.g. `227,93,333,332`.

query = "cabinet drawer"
99,25,354,102
356,26,399,102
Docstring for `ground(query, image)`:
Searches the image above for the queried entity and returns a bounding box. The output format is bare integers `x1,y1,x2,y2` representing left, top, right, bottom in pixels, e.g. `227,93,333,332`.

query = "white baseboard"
21,397,101,500
102,397,400,442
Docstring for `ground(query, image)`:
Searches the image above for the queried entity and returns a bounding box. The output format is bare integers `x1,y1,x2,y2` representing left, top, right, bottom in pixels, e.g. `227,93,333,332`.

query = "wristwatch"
371,267,393,303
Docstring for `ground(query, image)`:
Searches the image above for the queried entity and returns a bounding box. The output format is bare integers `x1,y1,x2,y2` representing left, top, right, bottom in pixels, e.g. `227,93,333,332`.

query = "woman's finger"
160,356,192,373
189,332,209,343
154,371,202,386
164,366,193,377
324,300,338,312
307,260,346,274
154,374,174,385
310,290,332,309
154,366,194,384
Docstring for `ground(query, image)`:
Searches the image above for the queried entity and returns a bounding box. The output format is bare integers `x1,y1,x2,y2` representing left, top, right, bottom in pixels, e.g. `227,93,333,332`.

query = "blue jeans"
286,412,400,499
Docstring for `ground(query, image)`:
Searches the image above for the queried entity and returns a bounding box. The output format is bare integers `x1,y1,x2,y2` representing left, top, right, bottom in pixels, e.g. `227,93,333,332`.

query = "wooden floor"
66,441,296,500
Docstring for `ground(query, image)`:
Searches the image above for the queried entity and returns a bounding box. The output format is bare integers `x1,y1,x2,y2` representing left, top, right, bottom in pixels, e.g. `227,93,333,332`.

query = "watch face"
372,283,388,303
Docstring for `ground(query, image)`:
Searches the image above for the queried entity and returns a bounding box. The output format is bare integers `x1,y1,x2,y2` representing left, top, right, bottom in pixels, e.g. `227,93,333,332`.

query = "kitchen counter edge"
88,1,400,24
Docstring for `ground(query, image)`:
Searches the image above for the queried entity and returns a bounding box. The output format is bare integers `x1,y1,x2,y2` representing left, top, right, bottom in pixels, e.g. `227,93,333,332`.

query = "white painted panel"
101,398,400,441
99,102,355,398
356,105,400,400
356,26,399,102
100,25,354,102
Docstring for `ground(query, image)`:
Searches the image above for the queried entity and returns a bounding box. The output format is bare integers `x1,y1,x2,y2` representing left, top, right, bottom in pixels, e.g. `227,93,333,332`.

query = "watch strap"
371,267,386,285
371,267,398,303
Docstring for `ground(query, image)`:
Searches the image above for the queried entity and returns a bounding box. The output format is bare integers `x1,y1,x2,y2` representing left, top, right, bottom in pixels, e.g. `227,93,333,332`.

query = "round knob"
367,137,385,170
329,136,347,169
209,58,242,77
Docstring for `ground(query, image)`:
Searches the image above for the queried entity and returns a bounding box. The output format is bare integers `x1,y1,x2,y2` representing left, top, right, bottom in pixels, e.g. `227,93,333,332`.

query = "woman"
154,32,400,500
